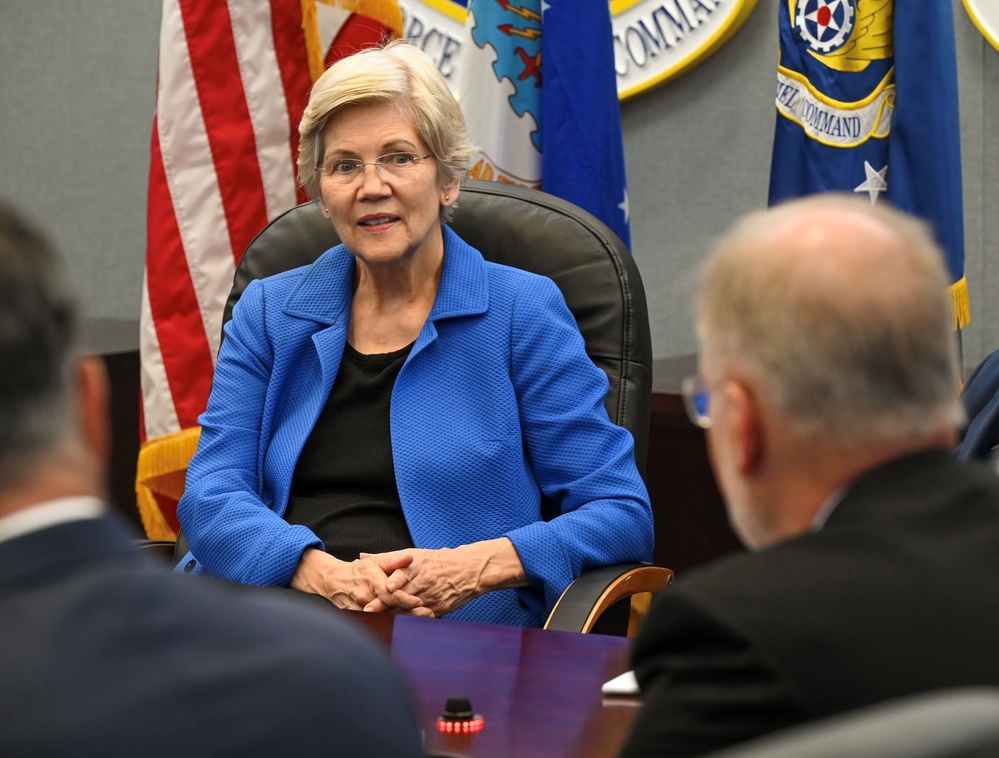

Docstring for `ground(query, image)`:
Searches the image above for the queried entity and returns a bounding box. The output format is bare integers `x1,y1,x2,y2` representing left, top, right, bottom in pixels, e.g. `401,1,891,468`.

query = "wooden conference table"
345,610,638,758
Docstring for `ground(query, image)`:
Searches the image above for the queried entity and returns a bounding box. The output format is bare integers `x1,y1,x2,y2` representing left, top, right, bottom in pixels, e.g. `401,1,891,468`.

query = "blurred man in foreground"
0,201,422,757
623,196,999,756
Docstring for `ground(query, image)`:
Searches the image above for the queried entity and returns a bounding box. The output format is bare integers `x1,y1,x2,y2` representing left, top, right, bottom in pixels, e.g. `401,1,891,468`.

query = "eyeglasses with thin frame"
316,152,434,184
681,374,711,429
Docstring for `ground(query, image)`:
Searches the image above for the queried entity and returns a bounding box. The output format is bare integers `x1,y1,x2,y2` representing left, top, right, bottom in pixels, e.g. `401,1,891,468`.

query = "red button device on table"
437,696,485,734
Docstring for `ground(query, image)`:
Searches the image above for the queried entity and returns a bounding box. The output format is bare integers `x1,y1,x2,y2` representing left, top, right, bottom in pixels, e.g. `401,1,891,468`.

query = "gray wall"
1,0,996,364
0,2,160,324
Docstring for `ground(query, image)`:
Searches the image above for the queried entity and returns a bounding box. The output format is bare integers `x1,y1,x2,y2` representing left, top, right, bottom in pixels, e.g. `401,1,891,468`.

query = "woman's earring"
444,195,450,202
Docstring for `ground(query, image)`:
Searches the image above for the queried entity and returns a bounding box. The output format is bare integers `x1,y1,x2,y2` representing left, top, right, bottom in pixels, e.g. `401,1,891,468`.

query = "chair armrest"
136,539,177,565
543,562,674,636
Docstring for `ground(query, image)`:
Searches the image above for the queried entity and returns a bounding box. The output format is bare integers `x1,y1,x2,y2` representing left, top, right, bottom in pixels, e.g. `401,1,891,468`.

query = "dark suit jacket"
0,516,422,757
623,450,999,757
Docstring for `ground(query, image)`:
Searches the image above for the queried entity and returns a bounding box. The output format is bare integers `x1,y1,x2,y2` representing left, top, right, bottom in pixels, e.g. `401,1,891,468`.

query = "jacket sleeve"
176,279,323,586
502,275,654,612
622,587,811,757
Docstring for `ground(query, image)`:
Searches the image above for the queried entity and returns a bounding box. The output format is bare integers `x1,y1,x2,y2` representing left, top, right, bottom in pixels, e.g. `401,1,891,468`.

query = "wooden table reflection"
344,611,638,758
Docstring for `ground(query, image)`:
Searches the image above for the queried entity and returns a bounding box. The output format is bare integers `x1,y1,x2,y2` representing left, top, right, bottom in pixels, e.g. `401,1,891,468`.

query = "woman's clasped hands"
290,537,527,619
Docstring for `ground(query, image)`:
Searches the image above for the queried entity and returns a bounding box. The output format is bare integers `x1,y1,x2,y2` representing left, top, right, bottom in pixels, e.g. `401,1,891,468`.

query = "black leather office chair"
147,179,672,635
704,688,999,758
957,347,999,463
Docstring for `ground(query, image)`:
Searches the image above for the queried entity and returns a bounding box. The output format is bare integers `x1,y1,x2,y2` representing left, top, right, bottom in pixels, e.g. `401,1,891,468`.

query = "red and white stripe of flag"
140,0,400,444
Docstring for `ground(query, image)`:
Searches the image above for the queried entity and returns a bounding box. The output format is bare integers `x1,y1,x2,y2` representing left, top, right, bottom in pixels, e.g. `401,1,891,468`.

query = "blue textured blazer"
177,225,653,627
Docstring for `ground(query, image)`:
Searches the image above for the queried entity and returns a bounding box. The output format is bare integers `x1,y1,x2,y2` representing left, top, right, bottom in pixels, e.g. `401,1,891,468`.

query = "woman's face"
318,100,458,271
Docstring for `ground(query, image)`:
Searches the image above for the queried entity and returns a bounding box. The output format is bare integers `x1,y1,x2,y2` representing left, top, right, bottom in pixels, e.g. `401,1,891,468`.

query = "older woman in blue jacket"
176,41,653,627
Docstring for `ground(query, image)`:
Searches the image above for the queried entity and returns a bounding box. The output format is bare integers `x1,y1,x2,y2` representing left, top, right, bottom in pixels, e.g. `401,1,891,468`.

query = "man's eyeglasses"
681,375,711,429
316,152,434,184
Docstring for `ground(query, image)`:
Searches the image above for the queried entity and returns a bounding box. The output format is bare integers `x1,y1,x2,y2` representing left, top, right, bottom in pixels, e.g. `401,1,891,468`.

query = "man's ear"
725,379,764,476
76,356,111,473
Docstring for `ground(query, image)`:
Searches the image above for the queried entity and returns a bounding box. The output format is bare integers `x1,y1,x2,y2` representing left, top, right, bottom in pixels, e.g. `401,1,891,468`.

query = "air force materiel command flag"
768,0,967,328
460,0,631,248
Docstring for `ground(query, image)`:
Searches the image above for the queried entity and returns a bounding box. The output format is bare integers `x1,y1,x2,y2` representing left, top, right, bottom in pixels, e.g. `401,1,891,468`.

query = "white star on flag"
854,161,888,204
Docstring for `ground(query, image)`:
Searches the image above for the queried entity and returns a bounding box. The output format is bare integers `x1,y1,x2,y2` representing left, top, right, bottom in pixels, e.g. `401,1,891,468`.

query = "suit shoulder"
656,536,853,625
150,577,424,751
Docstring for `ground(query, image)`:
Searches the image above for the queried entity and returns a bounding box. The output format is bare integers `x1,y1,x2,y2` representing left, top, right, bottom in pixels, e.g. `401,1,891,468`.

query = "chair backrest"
705,688,999,758
224,179,653,474
957,347,999,463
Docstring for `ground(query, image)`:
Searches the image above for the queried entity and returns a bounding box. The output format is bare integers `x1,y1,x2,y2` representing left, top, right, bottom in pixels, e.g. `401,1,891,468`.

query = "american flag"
137,0,401,539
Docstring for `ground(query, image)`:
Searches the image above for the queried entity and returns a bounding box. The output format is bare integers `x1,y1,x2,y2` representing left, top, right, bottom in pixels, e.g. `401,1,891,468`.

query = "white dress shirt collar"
0,496,107,544
811,487,847,532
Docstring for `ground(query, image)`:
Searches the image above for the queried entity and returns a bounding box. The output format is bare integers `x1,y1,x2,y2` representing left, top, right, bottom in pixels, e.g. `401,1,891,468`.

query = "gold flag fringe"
950,276,970,331
135,426,202,540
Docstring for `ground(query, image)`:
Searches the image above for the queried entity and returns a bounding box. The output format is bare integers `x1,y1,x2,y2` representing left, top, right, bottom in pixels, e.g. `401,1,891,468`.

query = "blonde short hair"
298,41,475,221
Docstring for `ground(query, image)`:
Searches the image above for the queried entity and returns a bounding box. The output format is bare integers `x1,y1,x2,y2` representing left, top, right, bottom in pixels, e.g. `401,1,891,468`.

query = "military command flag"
459,0,632,248
137,0,402,540
768,0,967,329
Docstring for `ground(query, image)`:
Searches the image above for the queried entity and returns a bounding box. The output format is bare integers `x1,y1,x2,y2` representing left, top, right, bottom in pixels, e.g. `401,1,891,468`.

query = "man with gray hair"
0,201,422,756
623,196,999,756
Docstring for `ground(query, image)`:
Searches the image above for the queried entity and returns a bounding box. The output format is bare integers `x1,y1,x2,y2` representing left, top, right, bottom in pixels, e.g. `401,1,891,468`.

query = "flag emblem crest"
777,0,894,148
791,0,893,77
795,0,855,54
469,1,543,151
461,0,544,187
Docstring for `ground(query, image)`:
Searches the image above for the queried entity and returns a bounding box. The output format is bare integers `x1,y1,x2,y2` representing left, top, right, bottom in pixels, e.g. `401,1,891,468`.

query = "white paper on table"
602,669,639,695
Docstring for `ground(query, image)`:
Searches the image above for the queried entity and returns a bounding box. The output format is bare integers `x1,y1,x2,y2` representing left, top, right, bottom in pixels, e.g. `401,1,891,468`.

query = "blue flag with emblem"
768,0,967,328
459,0,631,248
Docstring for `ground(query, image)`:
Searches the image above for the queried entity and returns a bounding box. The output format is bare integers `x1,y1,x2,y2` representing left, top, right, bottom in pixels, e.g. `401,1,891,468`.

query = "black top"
285,342,415,561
